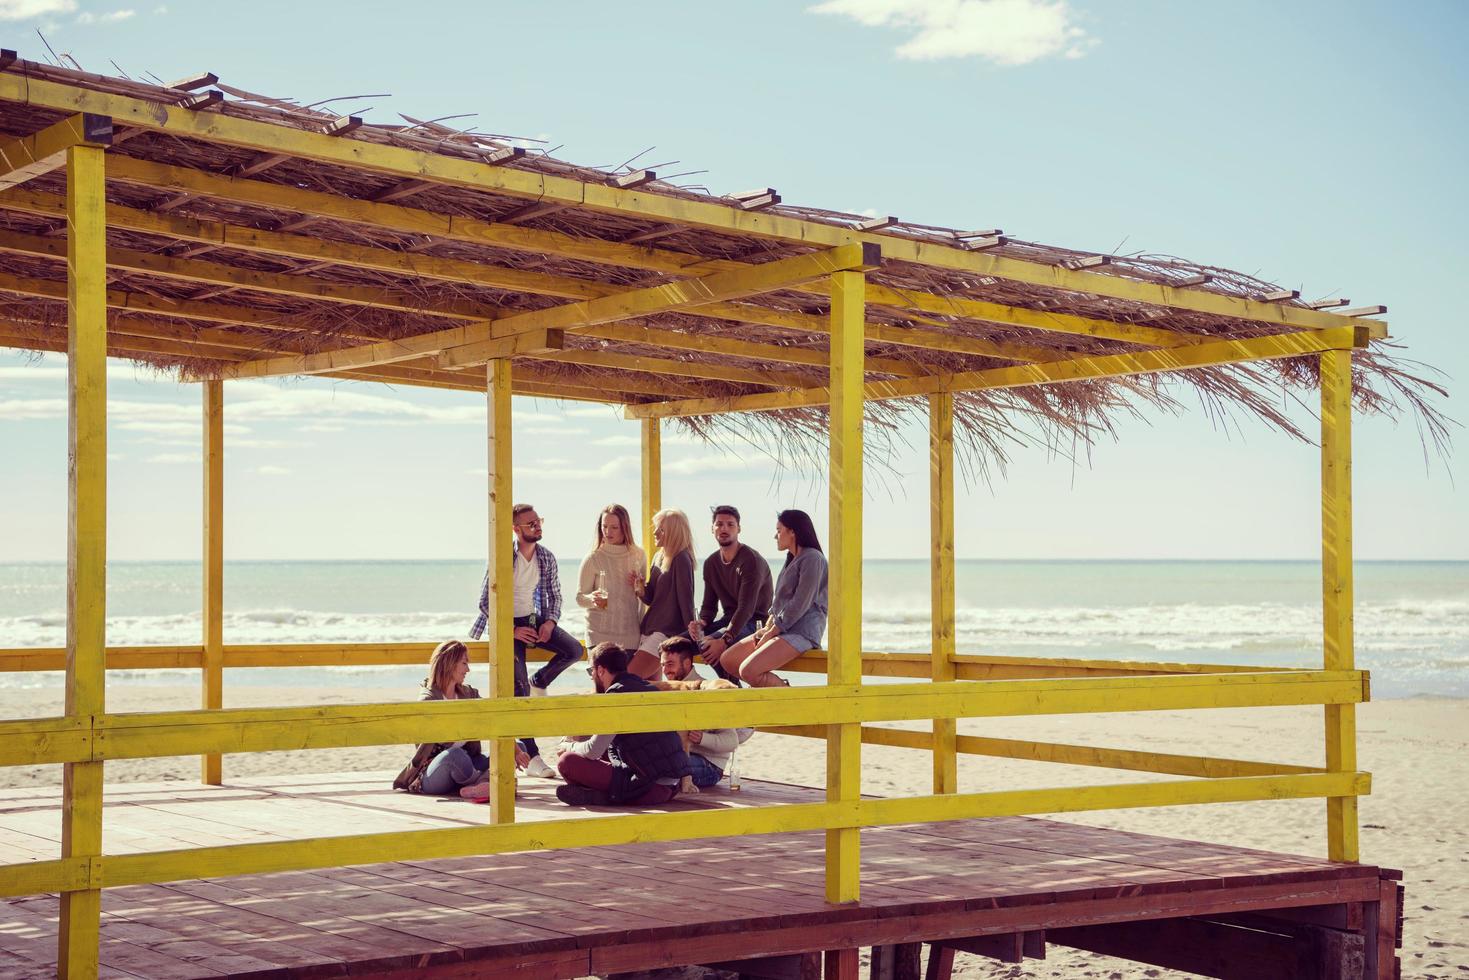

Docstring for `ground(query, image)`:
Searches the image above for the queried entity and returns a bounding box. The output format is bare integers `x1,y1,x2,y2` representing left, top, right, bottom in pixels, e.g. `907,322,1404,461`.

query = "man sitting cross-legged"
555,643,693,807
656,636,754,790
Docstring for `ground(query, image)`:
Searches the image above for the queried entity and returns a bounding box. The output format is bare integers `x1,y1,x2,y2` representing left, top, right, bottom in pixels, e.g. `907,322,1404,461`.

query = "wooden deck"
0,773,1402,979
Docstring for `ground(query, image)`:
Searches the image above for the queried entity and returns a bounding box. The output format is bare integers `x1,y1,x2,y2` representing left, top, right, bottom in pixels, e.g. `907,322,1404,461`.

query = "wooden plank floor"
0,773,1389,979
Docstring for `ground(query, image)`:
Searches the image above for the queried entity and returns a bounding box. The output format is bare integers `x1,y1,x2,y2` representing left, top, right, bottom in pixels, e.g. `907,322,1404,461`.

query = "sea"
0,560,1465,698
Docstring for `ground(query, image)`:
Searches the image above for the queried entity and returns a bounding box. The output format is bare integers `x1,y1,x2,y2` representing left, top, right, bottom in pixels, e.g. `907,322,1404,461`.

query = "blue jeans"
514,617,585,758
687,752,724,788
419,746,488,795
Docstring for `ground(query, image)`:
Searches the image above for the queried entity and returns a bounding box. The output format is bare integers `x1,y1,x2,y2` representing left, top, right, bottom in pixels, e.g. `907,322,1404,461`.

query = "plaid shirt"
469,543,562,639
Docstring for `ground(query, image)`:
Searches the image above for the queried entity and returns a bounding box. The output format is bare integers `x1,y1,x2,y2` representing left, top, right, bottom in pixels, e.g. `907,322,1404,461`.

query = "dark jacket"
604,672,692,802
393,682,485,793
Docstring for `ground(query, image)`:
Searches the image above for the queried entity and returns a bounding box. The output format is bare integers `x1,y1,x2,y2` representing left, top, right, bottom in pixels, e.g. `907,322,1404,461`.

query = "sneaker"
556,783,610,806
525,754,557,779
530,685,549,697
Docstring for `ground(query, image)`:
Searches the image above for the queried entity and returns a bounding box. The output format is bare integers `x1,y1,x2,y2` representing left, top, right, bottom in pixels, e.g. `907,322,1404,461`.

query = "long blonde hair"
652,508,694,572
592,503,638,553
425,640,468,695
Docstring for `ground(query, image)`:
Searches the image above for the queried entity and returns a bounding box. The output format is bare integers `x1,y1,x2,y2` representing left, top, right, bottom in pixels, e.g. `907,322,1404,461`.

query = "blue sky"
0,0,1464,561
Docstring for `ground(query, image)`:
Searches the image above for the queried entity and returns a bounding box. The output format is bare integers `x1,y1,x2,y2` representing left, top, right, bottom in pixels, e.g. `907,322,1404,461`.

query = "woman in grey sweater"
718,509,827,688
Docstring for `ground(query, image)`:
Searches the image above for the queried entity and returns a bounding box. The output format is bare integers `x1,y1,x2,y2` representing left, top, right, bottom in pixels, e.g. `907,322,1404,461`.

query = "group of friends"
393,503,829,807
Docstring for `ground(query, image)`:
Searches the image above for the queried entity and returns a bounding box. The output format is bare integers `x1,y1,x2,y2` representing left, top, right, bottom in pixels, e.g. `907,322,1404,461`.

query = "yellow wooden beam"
826,269,864,905
0,112,110,190
624,324,1380,419
4,75,1369,333
58,141,106,980
213,326,565,381
0,319,634,402
1320,347,1359,862
0,185,611,302
201,379,224,785
641,418,661,570
929,391,958,795
0,770,1367,898
526,346,816,389
487,359,516,824
578,322,925,377
0,268,385,343
0,670,1371,767
438,242,883,368
0,228,498,321
94,157,1198,355
695,300,1064,364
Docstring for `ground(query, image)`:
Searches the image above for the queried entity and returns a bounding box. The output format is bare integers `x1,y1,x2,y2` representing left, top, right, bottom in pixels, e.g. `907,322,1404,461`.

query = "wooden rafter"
624,325,1382,419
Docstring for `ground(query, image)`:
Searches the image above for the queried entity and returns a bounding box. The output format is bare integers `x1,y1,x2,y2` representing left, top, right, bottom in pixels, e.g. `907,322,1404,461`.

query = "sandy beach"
2,685,1464,979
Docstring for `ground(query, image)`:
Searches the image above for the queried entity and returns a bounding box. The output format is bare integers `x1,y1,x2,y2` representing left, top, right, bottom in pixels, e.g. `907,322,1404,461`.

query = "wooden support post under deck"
1320,348,1358,861
641,418,661,571
928,392,958,794
826,269,864,904
201,379,223,785
59,141,106,980
486,359,516,824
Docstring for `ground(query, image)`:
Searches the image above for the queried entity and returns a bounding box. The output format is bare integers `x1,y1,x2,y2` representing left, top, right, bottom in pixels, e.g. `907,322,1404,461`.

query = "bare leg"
719,635,759,680
736,636,800,688
627,649,660,680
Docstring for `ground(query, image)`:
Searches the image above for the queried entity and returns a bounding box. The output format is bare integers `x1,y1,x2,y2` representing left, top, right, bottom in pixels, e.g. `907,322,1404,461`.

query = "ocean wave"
2,599,1464,653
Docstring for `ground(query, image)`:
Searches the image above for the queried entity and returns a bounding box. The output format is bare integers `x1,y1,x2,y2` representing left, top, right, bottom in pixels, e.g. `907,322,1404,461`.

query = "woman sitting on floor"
394,639,528,799
718,509,827,688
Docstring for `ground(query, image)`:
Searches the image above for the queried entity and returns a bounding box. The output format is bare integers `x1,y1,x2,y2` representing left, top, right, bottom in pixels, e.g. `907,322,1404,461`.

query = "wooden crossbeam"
0,186,611,301
525,347,816,388
437,242,882,369
0,113,111,190
2,72,1371,334
0,228,497,321
0,322,629,402
624,325,1381,419
96,157,1207,355
0,269,383,342
577,322,923,377
215,327,566,381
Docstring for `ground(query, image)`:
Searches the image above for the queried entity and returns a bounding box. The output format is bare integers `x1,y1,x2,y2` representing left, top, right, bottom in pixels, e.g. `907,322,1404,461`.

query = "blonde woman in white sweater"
576,504,647,650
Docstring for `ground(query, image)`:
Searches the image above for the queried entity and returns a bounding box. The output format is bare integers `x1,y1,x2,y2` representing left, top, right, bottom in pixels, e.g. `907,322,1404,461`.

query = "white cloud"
562,405,625,419
811,0,1092,65
256,465,290,476
0,0,76,19
75,7,133,22
146,452,200,464
228,381,484,424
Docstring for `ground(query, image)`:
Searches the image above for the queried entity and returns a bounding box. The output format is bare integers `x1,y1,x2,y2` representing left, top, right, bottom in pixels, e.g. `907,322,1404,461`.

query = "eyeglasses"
515,519,544,529
584,666,596,678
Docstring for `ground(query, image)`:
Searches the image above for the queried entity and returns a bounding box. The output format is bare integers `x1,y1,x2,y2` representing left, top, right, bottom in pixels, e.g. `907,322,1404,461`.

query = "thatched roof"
0,55,1448,474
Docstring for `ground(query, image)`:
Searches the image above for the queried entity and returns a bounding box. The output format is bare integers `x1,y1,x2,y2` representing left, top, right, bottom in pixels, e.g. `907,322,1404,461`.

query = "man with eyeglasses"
688,505,773,684
469,503,584,779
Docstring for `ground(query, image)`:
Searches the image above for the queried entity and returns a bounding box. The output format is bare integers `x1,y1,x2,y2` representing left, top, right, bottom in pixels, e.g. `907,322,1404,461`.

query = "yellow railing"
1,641,1370,907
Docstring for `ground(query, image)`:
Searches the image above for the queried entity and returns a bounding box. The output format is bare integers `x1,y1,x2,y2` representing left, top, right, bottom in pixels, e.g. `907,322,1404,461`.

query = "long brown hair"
425,640,469,694
592,503,638,553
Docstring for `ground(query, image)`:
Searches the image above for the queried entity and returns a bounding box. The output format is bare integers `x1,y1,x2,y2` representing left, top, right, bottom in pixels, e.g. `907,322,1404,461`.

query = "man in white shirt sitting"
658,636,753,789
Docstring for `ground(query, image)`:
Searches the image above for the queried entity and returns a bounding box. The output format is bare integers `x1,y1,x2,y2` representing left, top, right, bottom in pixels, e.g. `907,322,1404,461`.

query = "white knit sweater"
575,543,646,648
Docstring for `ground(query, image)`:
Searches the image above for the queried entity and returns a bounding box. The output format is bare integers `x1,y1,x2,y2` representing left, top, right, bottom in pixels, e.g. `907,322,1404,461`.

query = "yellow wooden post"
59,141,106,980
486,359,516,824
929,392,958,794
641,417,661,568
1321,348,1358,862
201,379,224,785
826,268,865,904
